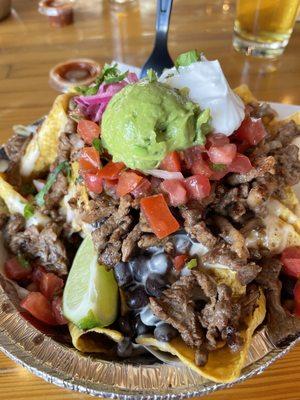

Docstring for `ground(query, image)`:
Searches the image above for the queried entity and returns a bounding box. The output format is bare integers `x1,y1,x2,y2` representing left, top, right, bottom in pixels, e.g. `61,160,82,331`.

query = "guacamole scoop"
101,81,210,170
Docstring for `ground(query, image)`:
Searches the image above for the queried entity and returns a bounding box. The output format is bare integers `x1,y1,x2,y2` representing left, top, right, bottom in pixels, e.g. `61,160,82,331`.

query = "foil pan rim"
0,275,300,399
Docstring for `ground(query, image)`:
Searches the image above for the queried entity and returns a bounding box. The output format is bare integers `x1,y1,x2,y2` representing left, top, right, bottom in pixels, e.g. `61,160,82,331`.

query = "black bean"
150,253,172,275
117,338,133,358
129,256,149,282
173,234,192,254
154,323,178,342
126,286,149,309
145,273,166,297
117,316,134,337
135,315,151,336
114,262,132,287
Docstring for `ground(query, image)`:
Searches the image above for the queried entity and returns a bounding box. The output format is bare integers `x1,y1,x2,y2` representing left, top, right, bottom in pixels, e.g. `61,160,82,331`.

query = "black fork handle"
155,0,173,49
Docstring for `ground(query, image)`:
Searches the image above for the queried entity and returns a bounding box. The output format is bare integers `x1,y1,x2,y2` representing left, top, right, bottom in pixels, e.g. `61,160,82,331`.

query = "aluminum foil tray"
0,251,300,400
0,102,300,399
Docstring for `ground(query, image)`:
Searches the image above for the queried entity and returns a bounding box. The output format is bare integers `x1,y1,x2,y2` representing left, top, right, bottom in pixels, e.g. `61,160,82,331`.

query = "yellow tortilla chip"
234,84,257,104
137,290,266,383
274,111,300,126
280,187,299,211
20,93,73,178
0,175,27,215
0,175,50,227
206,267,246,297
69,323,123,354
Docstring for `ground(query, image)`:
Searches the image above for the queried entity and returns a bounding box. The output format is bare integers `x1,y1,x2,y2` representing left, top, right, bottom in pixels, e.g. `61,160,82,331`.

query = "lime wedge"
63,235,118,330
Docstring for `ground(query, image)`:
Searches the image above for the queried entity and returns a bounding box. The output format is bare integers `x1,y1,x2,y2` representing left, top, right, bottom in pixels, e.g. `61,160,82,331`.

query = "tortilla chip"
137,290,266,383
274,111,300,126
280,187,299,211
206,267,246,297
69,323,123,354
20,93,73,178
234,84,257,104
0,175,50,228
0,175,27,215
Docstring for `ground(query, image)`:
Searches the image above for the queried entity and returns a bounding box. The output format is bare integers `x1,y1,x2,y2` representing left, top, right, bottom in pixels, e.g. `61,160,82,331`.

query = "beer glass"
233,0,300,57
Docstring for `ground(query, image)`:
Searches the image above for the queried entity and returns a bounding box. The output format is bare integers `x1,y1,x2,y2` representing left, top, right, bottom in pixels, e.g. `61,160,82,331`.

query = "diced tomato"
173,254,188,271
98,161,125,180
21,292,57,325
190,154,213,178
208,143,237,165
184,175,211,200
228,154,253,173
140,194,180,239
293,281,300,317
236,140,251,153
131,178,151,198
52,296,68,325
160,151,181,172
183,146,205,169
160,179,187,206
209,166,229,181
235,117,266,146
83,170,103,194
39,272,64,300
206,133,230,148
281,247,300,278
78,147,100,174
77,120,100,145
32,265,47,284
103,178,118,197
116,171,143,197
4,257,32,281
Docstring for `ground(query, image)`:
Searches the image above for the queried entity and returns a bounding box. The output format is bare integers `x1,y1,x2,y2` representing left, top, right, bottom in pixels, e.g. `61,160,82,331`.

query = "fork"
140,0,174,78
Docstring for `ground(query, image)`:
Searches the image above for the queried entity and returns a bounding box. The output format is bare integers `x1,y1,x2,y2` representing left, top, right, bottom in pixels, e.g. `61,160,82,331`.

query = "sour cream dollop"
159,60,245,136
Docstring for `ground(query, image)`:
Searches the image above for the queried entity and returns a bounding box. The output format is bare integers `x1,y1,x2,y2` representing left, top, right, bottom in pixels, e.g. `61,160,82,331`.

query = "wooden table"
0,0,299,399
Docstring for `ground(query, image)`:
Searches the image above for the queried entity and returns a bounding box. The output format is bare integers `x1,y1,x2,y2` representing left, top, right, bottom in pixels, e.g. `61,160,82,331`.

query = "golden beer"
233,0,300,57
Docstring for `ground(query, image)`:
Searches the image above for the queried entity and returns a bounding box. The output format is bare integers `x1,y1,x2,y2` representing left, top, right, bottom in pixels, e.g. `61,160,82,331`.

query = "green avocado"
101,81,211,170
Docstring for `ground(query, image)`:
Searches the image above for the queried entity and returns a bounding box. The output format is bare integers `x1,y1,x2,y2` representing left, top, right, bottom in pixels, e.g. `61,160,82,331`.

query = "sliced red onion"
33,179,45,192
145,169,184,180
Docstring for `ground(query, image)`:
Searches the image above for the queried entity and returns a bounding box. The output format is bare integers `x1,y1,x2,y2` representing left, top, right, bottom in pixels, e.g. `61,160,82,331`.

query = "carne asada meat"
150,269,252,366
255,258,300,345
213,216,249,259
4,133,31,164
4,214,68,276
201,242,261,285
92,195,134,267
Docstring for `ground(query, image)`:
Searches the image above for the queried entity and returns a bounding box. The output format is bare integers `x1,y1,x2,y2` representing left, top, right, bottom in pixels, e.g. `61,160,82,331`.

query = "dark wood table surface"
0,1,299,399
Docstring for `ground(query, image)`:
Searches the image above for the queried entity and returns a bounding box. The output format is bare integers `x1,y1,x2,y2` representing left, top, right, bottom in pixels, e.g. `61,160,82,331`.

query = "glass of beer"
233,0,300,57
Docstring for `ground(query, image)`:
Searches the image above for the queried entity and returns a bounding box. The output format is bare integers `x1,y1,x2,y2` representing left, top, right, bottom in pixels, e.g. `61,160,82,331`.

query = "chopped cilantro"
146,69,158,83
17,254,30,269
35,161,70,207
23,203,35,219
75,63,128,95
175,50,201,68
92,138,103,153
212,163,226,171
186,258,198,270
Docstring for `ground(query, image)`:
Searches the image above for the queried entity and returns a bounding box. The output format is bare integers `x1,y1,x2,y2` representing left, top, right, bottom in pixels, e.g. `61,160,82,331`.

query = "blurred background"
0,0,299,134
